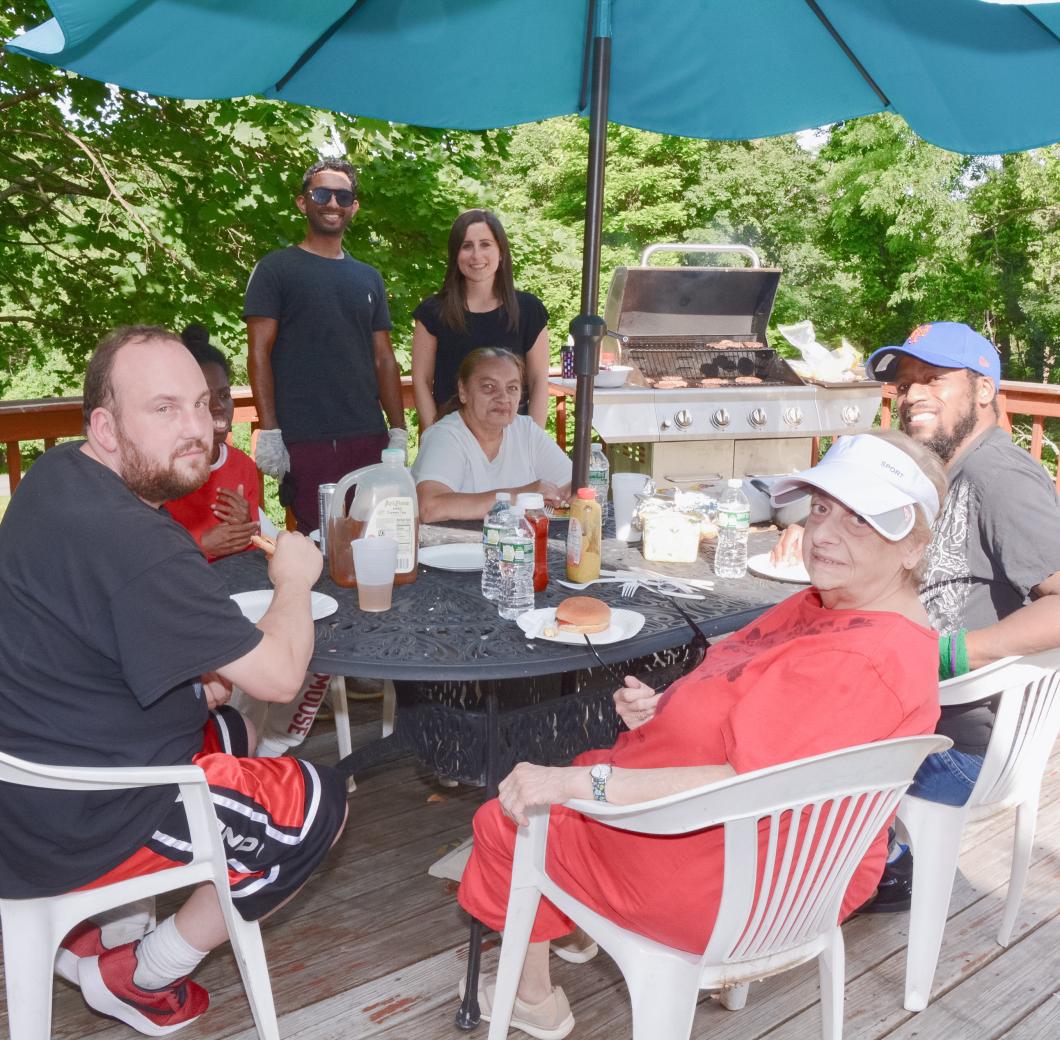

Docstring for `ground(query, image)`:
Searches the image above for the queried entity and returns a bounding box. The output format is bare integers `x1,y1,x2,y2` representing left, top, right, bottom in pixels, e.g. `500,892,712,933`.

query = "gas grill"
592,244,882,499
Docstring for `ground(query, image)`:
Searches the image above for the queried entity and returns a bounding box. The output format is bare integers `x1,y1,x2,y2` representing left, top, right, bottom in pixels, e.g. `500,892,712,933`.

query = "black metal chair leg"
455,917,485,1029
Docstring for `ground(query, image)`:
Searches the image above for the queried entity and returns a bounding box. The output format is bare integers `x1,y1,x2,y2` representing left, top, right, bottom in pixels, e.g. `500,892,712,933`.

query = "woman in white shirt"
413,348,571,521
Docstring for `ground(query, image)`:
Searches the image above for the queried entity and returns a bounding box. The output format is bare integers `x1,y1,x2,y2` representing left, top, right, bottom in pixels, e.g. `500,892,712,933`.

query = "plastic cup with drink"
350,536,398,612
611,472,651,541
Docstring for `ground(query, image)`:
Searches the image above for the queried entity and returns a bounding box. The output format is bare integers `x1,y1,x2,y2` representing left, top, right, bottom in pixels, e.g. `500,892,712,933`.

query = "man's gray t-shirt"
244,246,392,443
921,426,1060,753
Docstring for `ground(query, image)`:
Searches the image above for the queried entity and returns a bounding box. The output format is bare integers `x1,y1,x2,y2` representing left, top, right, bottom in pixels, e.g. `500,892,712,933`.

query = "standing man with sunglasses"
244,158,407,532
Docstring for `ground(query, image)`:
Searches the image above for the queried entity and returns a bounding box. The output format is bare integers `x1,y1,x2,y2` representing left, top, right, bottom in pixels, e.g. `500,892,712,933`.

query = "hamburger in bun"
555,596,611,635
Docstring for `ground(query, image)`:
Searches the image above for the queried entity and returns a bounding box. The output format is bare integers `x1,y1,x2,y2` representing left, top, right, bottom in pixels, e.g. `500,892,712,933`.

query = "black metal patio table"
213,521,794,1029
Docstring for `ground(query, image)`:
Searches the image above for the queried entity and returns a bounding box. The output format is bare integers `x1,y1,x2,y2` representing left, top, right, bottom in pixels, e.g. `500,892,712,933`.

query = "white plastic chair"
898,647,1060,1012
489,735,950,1040
0,752,279,1040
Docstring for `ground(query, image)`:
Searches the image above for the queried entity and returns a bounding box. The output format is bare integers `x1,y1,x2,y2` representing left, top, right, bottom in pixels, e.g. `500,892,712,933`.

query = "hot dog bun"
555,595,611,635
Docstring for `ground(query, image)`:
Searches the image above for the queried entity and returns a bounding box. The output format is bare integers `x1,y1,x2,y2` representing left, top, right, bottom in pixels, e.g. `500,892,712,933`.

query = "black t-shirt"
413,290,548,410
0,443,263,897
244,246,393,443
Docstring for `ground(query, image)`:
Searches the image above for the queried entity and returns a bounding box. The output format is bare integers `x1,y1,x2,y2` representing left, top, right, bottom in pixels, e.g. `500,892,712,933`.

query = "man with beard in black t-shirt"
0,326,347,1035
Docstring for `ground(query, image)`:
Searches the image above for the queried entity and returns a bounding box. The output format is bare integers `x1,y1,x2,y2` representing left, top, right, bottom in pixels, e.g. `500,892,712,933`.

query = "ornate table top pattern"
213,524,793,682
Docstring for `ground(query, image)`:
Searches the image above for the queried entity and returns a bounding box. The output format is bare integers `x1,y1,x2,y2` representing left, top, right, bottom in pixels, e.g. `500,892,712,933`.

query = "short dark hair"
82,325,184,430
301,158,358,197
181,324,230,378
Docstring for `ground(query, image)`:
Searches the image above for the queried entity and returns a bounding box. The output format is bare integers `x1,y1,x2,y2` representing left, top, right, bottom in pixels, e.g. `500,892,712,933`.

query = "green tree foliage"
0,1,493,395
4,0,1060,402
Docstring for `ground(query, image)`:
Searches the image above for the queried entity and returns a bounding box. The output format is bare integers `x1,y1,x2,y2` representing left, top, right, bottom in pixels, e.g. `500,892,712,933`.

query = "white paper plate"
746,552,811,584
419,543,485,572
231,590,339,623
517,607,645,645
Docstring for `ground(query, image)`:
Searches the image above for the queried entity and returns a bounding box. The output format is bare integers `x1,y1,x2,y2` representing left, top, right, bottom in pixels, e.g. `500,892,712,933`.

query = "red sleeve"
720,649,910,775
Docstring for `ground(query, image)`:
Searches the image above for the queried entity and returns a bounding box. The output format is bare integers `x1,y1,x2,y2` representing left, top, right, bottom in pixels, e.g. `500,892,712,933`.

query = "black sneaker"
857,845,913,914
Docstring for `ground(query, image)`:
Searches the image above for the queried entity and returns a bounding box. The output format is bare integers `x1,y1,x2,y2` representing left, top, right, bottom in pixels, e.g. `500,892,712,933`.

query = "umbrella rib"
802,0,890,108
274,1,365,94
1021,7,1060,48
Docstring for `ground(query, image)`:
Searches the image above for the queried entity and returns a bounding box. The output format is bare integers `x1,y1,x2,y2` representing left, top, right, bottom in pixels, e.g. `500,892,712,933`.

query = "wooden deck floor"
3,701,1058,1040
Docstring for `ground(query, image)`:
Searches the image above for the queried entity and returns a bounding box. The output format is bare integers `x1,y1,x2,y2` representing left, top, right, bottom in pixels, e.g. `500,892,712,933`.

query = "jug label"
365,497,416,571
566,518,583,566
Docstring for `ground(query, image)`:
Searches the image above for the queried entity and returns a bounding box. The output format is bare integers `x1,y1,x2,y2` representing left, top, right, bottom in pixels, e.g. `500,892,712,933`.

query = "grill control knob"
711,408,731,429
783,406,804,428
749,408,768,428
674,409,693,429
841,404,861,426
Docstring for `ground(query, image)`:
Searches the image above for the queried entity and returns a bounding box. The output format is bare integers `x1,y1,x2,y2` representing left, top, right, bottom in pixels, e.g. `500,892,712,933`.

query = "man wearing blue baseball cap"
774,320,1060,910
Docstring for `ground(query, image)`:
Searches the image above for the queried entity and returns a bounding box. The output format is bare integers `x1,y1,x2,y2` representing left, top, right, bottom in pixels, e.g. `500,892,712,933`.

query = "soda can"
317,483,337,559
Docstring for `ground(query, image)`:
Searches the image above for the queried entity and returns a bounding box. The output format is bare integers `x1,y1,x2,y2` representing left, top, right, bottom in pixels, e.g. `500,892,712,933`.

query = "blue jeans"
906,749,984,807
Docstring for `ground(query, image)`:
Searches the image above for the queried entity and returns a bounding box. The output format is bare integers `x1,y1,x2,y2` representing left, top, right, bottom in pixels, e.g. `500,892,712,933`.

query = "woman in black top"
412,209,549,430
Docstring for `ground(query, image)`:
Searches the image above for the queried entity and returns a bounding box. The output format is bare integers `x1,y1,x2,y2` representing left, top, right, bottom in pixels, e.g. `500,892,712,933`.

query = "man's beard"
115,424,210,503
903,395,978,464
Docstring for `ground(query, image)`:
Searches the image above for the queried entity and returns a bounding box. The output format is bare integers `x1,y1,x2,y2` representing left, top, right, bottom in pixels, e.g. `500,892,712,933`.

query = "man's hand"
498,763,585,827
201,519,259,558
255,429,290,479
387,426,409,454
212,485,252,525
769,524,804,567
267,530,323,589
614,675,661,730
202,671,233,710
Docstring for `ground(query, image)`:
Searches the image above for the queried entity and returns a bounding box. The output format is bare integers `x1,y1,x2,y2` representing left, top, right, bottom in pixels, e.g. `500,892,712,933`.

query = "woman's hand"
498,763,587,827
212,485,252,525
769,524,804,566
201,519,259,558
614,676,661,730
535,481,570,508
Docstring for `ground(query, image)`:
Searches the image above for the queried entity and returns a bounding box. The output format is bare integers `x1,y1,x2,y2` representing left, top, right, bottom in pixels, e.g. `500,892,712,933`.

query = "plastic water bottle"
497,506,536,620
714,478,751,578
588,444,610,518
481,492,512,601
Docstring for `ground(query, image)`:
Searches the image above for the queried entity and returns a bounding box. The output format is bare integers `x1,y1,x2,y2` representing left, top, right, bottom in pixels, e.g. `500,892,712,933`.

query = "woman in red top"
457,430,948,1039
164,325,260,561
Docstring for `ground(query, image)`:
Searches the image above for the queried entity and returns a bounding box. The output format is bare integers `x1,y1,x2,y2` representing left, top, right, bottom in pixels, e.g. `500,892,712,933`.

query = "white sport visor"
769,435,940,542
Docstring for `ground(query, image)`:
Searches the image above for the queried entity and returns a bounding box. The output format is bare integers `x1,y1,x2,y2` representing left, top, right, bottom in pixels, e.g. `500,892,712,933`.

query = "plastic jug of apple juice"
327,448,418,588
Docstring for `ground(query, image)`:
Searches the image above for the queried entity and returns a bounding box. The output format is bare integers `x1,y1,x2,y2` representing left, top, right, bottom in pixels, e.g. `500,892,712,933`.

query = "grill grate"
623,341,801,387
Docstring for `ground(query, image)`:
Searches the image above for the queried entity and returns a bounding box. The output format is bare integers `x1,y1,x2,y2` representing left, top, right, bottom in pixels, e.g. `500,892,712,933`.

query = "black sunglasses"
307,187,356,207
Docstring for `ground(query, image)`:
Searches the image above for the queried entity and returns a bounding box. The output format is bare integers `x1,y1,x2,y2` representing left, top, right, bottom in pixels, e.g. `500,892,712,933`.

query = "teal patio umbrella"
9,0,1060,490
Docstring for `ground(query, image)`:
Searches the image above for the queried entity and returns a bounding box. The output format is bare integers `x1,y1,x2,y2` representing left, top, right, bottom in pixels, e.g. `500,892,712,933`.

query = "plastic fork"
620,579,705,600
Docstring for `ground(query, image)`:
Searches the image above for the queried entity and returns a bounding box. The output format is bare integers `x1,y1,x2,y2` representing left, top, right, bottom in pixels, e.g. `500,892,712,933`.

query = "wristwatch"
590,763,613,803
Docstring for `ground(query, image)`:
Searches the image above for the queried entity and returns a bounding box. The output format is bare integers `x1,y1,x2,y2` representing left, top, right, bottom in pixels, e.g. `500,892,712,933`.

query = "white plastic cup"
612,472,651,542
350,536,398,612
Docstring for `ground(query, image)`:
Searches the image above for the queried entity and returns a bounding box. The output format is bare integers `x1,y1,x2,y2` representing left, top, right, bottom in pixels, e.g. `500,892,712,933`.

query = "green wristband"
954,629,970,676
938,633,952,680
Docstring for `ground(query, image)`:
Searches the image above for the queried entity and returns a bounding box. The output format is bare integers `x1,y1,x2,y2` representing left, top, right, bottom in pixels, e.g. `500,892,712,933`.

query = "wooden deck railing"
878,380,1060,491
0,376,572,493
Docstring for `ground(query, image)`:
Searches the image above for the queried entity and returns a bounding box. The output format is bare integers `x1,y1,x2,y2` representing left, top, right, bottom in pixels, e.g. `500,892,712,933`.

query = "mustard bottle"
566,487,602,582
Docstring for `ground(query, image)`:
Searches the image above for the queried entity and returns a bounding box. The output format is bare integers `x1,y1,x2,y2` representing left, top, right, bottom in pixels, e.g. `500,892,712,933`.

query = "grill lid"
604,264,781,342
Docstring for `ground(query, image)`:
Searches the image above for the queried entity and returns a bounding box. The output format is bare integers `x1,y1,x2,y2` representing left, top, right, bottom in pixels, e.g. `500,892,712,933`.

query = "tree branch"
56,125,194,272
0,314,37,324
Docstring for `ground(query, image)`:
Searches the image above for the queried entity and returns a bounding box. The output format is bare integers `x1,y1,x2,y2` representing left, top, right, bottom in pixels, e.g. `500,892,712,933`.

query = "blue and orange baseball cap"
866,322,1001,387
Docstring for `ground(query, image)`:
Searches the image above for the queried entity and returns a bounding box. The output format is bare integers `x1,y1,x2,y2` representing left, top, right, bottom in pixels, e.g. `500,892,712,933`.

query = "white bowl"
594,365,633,388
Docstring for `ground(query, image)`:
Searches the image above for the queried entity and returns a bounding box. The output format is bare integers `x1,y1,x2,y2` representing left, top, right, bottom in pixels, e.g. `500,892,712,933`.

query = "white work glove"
255,428,290,479
387,426,409,464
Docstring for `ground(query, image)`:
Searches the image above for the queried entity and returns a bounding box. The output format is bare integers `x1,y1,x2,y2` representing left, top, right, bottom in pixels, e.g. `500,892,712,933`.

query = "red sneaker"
78,941,209,1036
55,920,107,985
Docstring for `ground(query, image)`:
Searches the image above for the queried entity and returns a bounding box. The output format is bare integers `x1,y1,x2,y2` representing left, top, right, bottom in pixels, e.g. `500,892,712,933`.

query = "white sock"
132,916,207,990
97,897,154,948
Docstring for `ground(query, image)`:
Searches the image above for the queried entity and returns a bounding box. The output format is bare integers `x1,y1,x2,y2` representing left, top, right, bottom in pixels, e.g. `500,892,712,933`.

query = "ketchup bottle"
515,492,550,592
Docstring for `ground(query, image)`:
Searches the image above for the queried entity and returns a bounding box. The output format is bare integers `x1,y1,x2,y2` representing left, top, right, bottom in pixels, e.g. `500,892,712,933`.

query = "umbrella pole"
571,17,612,492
